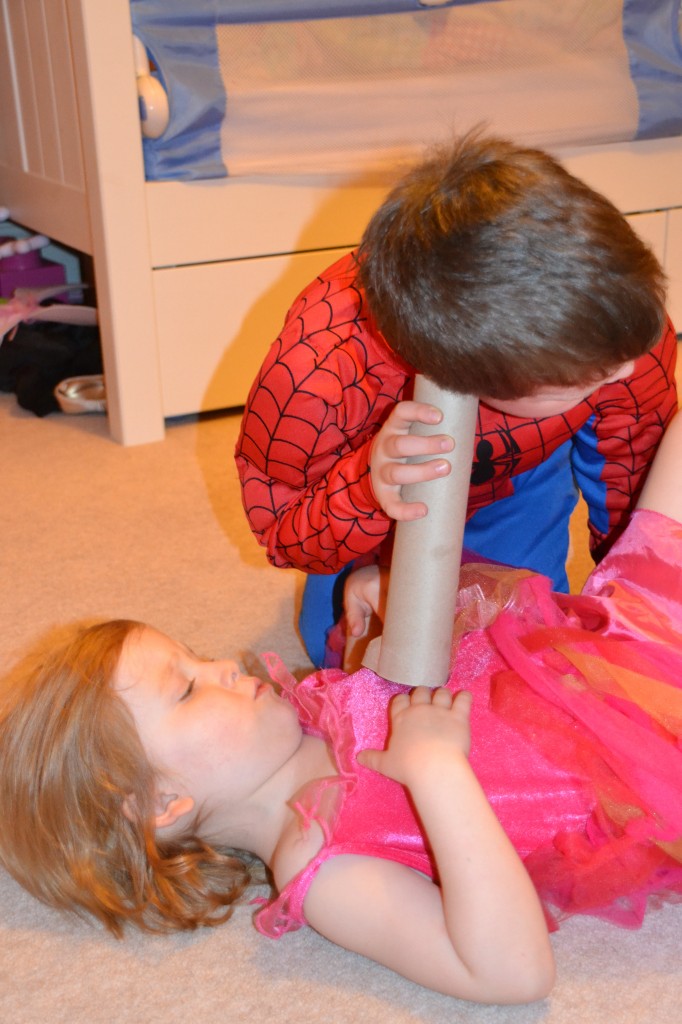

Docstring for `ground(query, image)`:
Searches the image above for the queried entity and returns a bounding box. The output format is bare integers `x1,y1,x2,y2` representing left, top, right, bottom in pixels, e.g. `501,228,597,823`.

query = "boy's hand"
358,687,472,785
370,401,455,520
343,564,388,637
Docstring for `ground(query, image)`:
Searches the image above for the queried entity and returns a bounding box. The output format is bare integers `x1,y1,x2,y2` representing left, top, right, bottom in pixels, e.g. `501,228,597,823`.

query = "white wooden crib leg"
68,0,165,445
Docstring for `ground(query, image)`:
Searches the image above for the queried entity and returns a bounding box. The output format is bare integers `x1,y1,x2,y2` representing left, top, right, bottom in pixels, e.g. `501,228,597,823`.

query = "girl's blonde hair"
0,620,261,936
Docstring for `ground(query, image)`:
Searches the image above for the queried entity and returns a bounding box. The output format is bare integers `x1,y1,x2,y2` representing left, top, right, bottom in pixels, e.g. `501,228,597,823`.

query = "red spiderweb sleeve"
235,271,410,573
583,318,679,558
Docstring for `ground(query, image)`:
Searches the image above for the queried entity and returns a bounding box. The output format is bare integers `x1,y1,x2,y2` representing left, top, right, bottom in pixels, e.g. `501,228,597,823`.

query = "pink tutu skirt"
457,509,682,927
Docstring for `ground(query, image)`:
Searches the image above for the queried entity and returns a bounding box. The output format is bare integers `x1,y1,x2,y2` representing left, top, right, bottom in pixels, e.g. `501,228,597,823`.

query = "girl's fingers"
356,748,381,772
409,686,433,704
452,689,473,720
431,686,454,707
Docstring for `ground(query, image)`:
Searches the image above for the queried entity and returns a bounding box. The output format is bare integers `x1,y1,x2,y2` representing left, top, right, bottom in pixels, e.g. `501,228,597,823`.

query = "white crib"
1,0,681,444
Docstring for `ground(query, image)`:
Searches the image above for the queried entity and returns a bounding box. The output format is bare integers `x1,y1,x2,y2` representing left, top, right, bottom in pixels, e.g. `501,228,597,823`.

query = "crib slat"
23,0,63,182
1,0,84,190
4,2,42,173
43,0,85,188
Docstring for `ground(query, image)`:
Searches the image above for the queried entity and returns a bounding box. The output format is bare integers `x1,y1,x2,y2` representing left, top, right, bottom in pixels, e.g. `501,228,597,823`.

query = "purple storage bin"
0,249,67,298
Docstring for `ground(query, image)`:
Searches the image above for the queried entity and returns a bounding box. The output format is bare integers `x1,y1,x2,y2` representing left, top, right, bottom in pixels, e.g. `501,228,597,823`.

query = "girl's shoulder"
270,731,340,890
270,813,328,893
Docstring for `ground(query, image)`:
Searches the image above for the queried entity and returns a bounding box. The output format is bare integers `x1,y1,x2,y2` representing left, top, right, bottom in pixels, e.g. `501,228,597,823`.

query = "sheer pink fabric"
256,510,682,937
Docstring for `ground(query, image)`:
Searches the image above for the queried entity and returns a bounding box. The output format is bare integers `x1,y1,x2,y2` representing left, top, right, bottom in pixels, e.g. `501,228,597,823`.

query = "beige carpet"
1,392,680,1024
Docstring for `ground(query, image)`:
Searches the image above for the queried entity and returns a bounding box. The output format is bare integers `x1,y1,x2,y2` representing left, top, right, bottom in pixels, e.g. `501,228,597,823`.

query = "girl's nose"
218,660,241,687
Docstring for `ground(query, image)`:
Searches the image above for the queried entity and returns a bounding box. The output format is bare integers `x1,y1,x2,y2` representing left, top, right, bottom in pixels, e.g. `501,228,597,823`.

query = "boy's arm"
303,688,554,1002
237,436,391,572
572,319,678,560
235,284,406,571
237,402,454,573
236,304,455,572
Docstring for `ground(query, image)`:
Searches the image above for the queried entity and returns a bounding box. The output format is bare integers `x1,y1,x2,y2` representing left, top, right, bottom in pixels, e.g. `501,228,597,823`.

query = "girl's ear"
153,792,195,830
121,792,195,830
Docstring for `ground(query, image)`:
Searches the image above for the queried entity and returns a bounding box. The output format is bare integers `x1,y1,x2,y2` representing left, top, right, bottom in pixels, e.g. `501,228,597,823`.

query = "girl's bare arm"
303,688,554,1003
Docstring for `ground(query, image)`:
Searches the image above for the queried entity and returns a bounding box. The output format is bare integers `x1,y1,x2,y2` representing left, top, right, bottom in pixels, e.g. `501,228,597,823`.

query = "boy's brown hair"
0,621,260,935
358,130,667,398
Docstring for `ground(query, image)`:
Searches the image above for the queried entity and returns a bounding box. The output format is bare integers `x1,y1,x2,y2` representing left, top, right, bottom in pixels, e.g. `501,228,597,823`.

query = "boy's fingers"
346,613,365,637
376,455,451,490
348,602,371,636
382,498,428,521
389,432,455,459
389,401,444,428
380,455,454,517
383,459,452,487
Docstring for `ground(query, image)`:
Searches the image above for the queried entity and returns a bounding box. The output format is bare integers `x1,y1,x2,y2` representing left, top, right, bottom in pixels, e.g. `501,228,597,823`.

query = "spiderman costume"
235,251,678,660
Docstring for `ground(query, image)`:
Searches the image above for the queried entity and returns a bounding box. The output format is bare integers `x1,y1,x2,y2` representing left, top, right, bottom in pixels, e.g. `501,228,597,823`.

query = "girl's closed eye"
179,679,195,702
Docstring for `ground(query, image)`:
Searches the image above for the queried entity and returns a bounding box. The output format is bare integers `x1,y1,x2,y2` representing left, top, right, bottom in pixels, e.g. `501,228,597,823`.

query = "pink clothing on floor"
255,509,682,937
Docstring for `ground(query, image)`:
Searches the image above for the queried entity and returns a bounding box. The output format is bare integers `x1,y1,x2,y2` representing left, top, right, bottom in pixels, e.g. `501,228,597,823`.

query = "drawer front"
153,246,352,417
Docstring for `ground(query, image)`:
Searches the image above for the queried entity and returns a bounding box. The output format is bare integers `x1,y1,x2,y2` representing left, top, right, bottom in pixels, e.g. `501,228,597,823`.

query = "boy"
235,132,678,665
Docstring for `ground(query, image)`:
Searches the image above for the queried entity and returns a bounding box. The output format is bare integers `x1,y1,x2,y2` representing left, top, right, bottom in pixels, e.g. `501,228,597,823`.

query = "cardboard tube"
363,377,477,687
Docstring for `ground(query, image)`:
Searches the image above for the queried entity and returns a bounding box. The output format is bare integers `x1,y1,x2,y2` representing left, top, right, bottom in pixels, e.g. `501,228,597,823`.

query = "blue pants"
299,440,578,667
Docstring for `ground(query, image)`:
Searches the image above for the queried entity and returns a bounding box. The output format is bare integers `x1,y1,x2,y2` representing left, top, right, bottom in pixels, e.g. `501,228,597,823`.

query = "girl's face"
113,627,303,823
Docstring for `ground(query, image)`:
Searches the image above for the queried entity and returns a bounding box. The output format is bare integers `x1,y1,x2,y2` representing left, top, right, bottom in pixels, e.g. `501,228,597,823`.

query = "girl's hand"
370,401,454,520
357,687,472,785
343,565,388,637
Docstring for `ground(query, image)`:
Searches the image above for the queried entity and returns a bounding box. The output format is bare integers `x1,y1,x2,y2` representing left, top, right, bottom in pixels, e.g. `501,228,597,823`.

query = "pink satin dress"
256,509,682,937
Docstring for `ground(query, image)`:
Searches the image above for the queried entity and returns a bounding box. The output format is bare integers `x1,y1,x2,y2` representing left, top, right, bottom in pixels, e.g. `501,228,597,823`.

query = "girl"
1,415,682,1005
